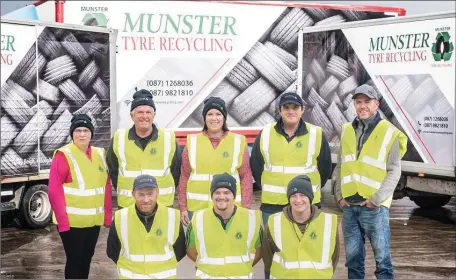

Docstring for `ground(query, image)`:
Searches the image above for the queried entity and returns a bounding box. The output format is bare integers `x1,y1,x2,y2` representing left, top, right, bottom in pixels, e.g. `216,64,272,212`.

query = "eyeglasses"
73,128,91,134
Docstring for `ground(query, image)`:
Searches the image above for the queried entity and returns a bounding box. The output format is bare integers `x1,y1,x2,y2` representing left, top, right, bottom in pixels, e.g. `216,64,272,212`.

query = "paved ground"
1,186,455,279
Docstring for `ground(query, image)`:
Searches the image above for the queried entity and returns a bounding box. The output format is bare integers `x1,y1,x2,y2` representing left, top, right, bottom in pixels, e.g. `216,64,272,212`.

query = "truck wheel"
19,184,52,229
409,195,452,209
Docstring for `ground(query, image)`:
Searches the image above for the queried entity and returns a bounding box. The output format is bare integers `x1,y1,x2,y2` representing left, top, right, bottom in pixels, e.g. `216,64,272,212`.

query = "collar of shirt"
202,130,228,140
275,118,308,138
135,203,158,225
212,205,237,230
128,123,159,142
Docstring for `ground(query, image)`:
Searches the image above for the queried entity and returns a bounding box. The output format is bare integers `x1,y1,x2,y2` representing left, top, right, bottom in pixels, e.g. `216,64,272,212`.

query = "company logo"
156,228,163,236
431,31,454,62
296,142,302,148
150,148,157,155
235,232,243,240
98,165,104,172
222,151,229,158
82,11,109,27
310,231,317,240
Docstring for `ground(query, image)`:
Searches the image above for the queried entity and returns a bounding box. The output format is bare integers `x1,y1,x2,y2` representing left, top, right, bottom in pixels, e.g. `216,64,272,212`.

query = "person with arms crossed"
106,88,181,209
178,97,253,226
186,173,262,279
334,84,407,279
106,174,186,279
48,114,112,279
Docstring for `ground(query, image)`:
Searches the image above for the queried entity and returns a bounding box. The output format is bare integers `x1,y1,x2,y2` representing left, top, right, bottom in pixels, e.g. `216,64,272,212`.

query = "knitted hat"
210,172,237,197
202,97,227,120
287,175,314,203
131,88,156,112
70,114,94,139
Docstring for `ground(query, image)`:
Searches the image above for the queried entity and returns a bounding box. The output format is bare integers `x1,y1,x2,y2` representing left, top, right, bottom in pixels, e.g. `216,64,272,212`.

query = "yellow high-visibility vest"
340,120,408,208
115,205,180,279
52,143,107,227
260,122,323,205
193,207,261,279
113,128,176,208
186,132,246,211
269,211,337,279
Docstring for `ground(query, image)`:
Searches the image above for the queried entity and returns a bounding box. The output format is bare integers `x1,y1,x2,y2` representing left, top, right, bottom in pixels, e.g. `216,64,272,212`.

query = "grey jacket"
334,112,402,206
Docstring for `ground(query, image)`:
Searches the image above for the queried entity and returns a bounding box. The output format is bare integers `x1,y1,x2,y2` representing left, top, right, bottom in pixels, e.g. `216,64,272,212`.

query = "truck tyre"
32,79,61,105
92,77,110,101
226,59,260,92
230,78,278,125
43,55,78,85
58,79,88,107
61,32,90,67
315,14,346,26
319,75,340,101
409,195,452,209
338,75,358,98
32,100,54,120
249,111,276,127
41,109,73,156
327,101,347,135
245,42,295,91
270,8,314,51
1,81,35,127
0,115,19,154
307,88,329,109
264,41,298,70
38,28,64,59
303,8,334,22
78,60,100,88
340,10,369,21
13,110,51,156
310,103,335,140
326,55,350,81
18,184,52,229
73,94,103,116
10,46,46,88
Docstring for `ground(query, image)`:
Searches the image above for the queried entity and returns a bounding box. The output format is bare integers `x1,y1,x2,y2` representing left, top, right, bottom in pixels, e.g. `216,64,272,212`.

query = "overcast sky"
1,1,455,16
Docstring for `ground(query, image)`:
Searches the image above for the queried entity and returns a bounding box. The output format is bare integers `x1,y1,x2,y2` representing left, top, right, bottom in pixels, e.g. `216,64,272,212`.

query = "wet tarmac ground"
1,186,455,279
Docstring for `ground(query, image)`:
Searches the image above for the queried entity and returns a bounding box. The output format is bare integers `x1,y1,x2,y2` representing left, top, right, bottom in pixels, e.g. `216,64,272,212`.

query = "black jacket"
106,124,182,191
106,205,187,264
250,119,332,212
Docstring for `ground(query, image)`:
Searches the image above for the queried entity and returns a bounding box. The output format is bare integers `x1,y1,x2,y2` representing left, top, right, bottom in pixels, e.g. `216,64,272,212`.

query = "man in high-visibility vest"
250,92,332,226
48,114,112,279
186,173,262,279
334,84,407,279
106,89,182,209
263,175,340,279
107,174,186,279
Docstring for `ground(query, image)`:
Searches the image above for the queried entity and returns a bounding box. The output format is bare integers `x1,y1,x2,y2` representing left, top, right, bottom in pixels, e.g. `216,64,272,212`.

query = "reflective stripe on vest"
61,146,106,216
272,213,333,271
340,120,407,207
117,129,172,178
119,207,176,262
187,133,244,210
118,268,177,279
261,124,318,174
196,270,253,279
195,210,256,266
260,123,322,204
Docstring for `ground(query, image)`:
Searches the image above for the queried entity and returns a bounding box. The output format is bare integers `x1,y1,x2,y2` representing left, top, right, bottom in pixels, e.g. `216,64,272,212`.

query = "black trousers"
59,226,101,279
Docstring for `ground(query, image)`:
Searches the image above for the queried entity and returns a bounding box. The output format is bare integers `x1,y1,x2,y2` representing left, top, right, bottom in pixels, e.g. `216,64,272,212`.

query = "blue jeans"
342,205,394,279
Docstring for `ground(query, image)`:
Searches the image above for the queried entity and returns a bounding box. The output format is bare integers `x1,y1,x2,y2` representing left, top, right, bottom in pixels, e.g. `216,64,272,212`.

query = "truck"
1,0,406,228
295,11,456,209
0,18,118,228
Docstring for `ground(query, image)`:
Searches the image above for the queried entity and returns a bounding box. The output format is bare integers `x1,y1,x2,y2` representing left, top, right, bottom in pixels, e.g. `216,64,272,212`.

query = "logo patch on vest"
310,231,317,240
150,148,156,155
98,165,104,172
296,142,302,148
155,228,162,236
222,151,229,158
235,232,243,239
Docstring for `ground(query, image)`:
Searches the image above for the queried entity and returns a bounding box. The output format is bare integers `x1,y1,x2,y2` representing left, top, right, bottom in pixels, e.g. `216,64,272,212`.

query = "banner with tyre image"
295,17,455,166
0,22,112,177
62,1,398,130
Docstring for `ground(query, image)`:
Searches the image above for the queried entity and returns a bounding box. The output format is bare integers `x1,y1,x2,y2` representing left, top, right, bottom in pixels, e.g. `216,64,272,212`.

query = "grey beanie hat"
287,175,314,203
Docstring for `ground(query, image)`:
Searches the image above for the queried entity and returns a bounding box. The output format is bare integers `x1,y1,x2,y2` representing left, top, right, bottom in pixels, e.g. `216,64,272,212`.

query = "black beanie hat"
202,97,227,120
70,114,94,139
210,172,237,198
287,175,314,203
131,88,156,112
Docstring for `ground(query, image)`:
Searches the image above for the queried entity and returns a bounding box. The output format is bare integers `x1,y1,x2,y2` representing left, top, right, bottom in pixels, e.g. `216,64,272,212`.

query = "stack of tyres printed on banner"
179,7,391,128
0,27,111,176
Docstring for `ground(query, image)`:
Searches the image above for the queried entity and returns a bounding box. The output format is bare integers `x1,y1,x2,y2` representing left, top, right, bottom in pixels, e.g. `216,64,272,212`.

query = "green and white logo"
432,32,454,62
82,13,109,27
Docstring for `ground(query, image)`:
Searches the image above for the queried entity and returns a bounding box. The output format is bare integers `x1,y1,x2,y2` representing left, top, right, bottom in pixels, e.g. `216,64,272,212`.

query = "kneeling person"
107,175,186,279
263,175,340,279
186,173,262,279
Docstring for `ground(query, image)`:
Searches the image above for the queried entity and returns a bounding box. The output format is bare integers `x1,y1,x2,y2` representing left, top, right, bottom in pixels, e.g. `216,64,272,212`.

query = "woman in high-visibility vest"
48,114,112,279
177,97,253,225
